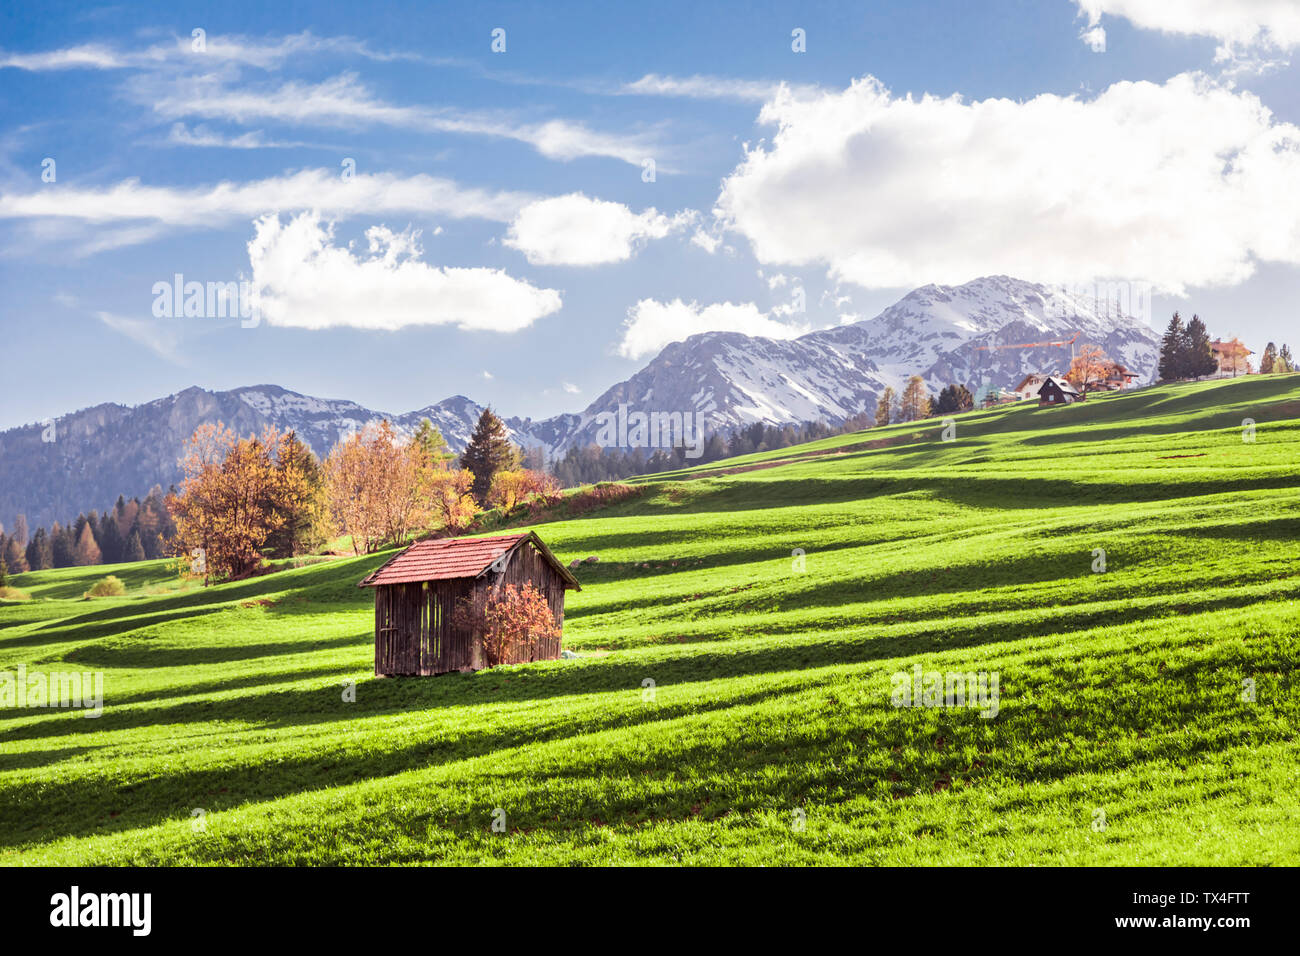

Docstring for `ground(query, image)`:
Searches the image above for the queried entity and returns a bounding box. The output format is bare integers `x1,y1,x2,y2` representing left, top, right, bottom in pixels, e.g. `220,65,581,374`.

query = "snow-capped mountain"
821,274,1158,396
0,276,1159,528
555,329,890,451
227,386,542,457
564,275,1159,444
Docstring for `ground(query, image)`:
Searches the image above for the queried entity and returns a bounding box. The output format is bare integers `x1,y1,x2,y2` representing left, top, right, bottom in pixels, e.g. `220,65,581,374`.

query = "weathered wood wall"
373,540,567,677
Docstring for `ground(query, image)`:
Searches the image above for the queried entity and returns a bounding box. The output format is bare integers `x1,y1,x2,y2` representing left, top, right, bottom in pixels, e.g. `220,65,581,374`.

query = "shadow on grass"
31,638,1292,861
7,574,1295,749
5,555,388,650
0,677,821,850
58,631,368,669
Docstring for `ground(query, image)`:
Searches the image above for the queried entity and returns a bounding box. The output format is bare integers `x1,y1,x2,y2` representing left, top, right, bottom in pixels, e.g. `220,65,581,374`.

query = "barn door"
377,584,421,676
375,586,402,676
421,581,446,675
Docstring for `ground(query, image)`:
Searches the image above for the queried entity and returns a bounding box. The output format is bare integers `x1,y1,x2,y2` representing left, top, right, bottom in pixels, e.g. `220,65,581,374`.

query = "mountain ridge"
0,275,1160,528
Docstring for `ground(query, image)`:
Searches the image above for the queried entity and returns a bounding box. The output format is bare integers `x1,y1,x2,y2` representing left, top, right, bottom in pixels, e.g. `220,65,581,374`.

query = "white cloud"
0,43,128,70
0,31,419,72
1080,25,1107,52
562,382,580,394
95,311,186,363
715,74,1300,295
620,73,817,103
618,298,809,359
247,212,562,332
690,228,722,254
0,168,532,250
1074,1,1300,58
137,71,663,166
140,71,424,126
166,123,306,149
503,193,694,266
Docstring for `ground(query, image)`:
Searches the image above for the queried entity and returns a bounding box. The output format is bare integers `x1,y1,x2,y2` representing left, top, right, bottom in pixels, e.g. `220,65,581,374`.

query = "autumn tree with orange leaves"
1067,344,1113,393
169,423,321,582
426,468,478,534
487,469,562,514
324,419,481,553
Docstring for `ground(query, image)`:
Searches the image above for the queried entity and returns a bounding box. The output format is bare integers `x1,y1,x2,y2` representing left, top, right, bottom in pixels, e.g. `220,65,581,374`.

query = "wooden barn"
358,531,580,677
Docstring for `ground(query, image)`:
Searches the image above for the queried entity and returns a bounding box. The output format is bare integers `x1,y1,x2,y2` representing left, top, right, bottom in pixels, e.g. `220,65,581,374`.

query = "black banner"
0,866,1278,942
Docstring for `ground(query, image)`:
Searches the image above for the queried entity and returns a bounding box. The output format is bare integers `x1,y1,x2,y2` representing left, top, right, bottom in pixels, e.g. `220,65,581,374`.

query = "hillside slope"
1,375,1297,865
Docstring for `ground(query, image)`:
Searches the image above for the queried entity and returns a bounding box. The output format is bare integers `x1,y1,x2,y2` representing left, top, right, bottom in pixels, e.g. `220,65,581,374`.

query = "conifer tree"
3,535,29,574
1183,315,1218,379
97,513,123,564
900,375,929,422
26,527,53,571
412,418,453,467
874,387,896,427
50,523,75,568
1260,342,1277,374
74,522,102,566
124,529,146,563
460,408,518,503
1158,313,1186,381
144,531,164,560
934,384,974,414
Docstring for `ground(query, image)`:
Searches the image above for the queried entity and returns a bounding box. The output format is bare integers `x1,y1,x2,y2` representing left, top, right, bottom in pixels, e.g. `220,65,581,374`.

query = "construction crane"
975,331,1080,362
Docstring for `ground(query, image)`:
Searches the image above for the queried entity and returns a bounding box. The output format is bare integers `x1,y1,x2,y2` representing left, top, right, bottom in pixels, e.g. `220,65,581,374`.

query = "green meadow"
2,375,1298,865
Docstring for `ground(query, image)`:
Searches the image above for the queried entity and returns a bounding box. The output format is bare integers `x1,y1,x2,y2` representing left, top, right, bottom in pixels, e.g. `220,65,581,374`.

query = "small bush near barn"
453,582,558,668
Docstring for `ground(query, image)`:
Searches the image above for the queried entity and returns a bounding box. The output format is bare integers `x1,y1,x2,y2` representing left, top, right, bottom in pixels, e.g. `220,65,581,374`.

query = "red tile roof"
358,532,580,589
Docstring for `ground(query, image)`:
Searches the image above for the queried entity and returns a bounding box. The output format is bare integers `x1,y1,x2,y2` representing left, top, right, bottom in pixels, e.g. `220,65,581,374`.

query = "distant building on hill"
1209,338,1253,377
1094,364,1139,391
1013,373,1050,401
981,387,1021,408
1037,377,1082,406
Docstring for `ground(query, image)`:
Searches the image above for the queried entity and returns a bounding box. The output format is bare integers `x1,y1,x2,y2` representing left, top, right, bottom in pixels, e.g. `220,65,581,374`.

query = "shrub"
452,583,558,668
566,482,639,515
489,469,564,514
84,575,127,598
0,585,31,602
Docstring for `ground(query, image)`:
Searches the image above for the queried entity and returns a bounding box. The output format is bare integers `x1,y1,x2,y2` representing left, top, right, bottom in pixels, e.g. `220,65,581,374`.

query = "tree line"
546,380,998,486
1157,312,1291,381
874,377,977,425
1259,342,1295,375
1158,313,1221,380
0,487,177,578
168,408,562,583
545,418,875,486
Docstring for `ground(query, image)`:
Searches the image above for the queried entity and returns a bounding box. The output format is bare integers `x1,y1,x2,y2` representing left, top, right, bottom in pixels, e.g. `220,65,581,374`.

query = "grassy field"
2,375,1298,865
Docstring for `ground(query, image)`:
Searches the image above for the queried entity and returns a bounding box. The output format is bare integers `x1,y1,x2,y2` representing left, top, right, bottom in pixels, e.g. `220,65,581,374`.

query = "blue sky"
2,0,1299,430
